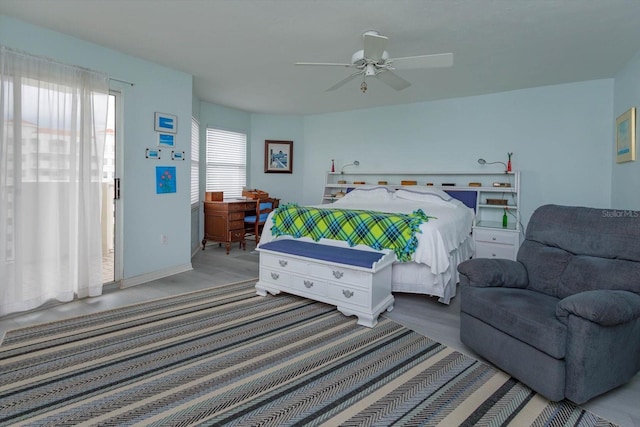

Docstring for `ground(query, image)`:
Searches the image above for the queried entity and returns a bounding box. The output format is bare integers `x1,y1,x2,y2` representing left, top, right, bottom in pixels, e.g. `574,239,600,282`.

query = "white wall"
301,80,614,227
1,16,194,282
612,50,640,210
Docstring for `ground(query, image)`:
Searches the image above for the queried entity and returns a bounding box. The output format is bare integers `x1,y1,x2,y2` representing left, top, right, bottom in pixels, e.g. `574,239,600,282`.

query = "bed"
258,186,475,304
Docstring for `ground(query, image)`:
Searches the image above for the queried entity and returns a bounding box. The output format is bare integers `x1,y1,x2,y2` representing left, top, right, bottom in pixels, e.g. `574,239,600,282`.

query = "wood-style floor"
1,240,638,426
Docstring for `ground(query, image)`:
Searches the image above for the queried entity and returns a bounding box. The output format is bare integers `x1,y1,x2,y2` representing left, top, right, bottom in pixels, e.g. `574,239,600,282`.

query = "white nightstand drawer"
473,228,518,245
475,241,517,259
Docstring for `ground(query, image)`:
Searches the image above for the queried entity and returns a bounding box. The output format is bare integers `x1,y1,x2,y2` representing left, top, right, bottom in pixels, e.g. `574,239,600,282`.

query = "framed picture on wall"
156,166,176,194
157,132,175,147
616,107,636,163
264,140,293,173
154,112,177,134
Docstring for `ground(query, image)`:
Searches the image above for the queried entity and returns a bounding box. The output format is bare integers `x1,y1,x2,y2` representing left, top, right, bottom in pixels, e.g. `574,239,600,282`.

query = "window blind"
205,128,246,198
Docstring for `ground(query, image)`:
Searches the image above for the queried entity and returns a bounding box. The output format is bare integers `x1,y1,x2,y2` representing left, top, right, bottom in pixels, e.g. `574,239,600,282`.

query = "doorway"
102,92,122,285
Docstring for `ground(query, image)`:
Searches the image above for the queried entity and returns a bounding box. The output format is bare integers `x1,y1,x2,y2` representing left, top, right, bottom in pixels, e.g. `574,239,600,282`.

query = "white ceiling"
2,0,640,115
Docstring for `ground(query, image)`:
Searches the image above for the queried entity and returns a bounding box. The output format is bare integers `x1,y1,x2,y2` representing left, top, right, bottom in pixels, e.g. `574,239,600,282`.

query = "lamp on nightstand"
341,160,360,174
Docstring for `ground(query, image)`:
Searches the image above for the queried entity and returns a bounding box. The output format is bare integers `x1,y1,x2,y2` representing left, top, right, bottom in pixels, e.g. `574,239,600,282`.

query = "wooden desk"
202,199,256,254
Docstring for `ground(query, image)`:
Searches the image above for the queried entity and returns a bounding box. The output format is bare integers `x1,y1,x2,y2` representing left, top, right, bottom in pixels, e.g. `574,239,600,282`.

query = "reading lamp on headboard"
341,160,360,174
477,158,508,173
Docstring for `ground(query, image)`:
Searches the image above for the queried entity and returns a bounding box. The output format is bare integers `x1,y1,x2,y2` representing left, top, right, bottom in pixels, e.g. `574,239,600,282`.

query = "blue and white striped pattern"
0,281,615,426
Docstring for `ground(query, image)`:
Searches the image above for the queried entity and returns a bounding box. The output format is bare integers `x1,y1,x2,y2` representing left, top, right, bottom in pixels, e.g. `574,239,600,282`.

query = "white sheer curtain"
0,46,109,316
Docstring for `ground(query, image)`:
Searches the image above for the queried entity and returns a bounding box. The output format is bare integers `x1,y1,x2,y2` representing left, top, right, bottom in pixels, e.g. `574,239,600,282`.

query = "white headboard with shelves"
322,170,521,233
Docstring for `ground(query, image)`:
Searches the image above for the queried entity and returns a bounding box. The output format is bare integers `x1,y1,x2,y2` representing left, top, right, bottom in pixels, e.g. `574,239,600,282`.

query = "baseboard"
120,263,193,289
191,245,201,258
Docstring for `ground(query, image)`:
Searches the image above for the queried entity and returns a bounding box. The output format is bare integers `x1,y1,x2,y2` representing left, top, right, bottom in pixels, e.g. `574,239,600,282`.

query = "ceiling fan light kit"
295,30,453,93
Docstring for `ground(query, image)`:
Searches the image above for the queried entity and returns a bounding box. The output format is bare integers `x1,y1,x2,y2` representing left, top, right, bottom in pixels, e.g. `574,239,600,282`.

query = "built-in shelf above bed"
323,170,521,261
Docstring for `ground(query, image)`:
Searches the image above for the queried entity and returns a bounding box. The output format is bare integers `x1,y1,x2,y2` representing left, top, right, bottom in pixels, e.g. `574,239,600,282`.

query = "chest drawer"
310,263,370,286
260,253,308,275
328,284,370,308
260,267,292,286
291,276,328,297
473,228,518,245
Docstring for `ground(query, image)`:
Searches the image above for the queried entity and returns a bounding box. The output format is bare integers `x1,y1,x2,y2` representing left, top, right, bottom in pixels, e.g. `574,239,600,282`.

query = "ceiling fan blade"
376,70,411,91
295,62,354,67
389,53,453,69
326,72,361,91
363,32,388,62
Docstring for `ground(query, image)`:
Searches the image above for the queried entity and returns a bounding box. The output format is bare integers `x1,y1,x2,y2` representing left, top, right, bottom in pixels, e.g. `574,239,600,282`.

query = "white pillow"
394,187,453,202
341,186,393,201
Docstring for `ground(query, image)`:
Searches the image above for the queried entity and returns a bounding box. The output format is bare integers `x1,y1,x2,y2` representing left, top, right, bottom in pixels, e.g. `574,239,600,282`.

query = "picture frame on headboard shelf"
616,107,636,163
264,140,293,173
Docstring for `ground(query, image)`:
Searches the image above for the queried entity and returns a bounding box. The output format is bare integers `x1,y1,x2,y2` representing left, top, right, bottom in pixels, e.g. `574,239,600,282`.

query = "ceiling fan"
296,30,453,93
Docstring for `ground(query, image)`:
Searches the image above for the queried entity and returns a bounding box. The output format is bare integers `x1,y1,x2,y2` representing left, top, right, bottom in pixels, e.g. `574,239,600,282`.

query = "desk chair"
244,198,276,245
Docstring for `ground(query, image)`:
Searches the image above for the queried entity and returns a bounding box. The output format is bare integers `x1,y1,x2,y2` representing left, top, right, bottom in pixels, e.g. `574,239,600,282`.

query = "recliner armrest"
556,290,640,326
457,258,529,288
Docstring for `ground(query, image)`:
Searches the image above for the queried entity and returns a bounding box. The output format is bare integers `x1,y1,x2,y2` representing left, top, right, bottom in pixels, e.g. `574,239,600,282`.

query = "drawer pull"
342,289,354,298
279,259,288,267
492,237,497,241
304,280,314,288
270,272,280,280
333,270,344,279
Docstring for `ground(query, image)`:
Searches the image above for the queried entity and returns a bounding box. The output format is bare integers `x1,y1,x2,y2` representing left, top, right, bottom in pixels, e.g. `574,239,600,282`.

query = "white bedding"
258,187,475,303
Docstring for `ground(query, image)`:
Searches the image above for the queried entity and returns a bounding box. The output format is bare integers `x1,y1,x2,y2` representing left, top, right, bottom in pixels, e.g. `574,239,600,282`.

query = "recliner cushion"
461,285,567,359
517,240,572,297
558,255,640,299
525,204,640,262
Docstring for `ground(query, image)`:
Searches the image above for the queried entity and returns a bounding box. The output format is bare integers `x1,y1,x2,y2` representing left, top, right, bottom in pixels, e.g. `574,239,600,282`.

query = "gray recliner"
458,204,640,404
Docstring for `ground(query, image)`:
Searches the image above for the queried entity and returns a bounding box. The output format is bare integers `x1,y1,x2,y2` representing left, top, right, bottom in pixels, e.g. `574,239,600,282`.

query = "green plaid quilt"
270,204,431,262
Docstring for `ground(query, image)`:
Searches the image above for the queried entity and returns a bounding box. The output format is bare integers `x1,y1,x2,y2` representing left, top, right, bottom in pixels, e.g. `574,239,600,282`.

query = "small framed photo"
154,112,177,134
616,107,636,163
157,132,175,148
145,148,161,159
264,140,293,173
171,150,185,160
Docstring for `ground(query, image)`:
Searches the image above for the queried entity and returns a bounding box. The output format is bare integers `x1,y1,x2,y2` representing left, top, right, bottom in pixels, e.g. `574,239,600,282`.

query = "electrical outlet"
160,234,168,245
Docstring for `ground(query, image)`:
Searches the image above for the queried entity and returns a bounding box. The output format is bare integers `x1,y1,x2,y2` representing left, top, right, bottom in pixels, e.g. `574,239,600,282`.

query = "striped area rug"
0,280,615,426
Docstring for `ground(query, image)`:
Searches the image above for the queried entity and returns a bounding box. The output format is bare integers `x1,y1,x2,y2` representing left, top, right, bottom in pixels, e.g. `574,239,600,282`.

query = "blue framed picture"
157,132,175,147
154,112,177,134
171,150,185,160
156,166,176,194
145,148,161,159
